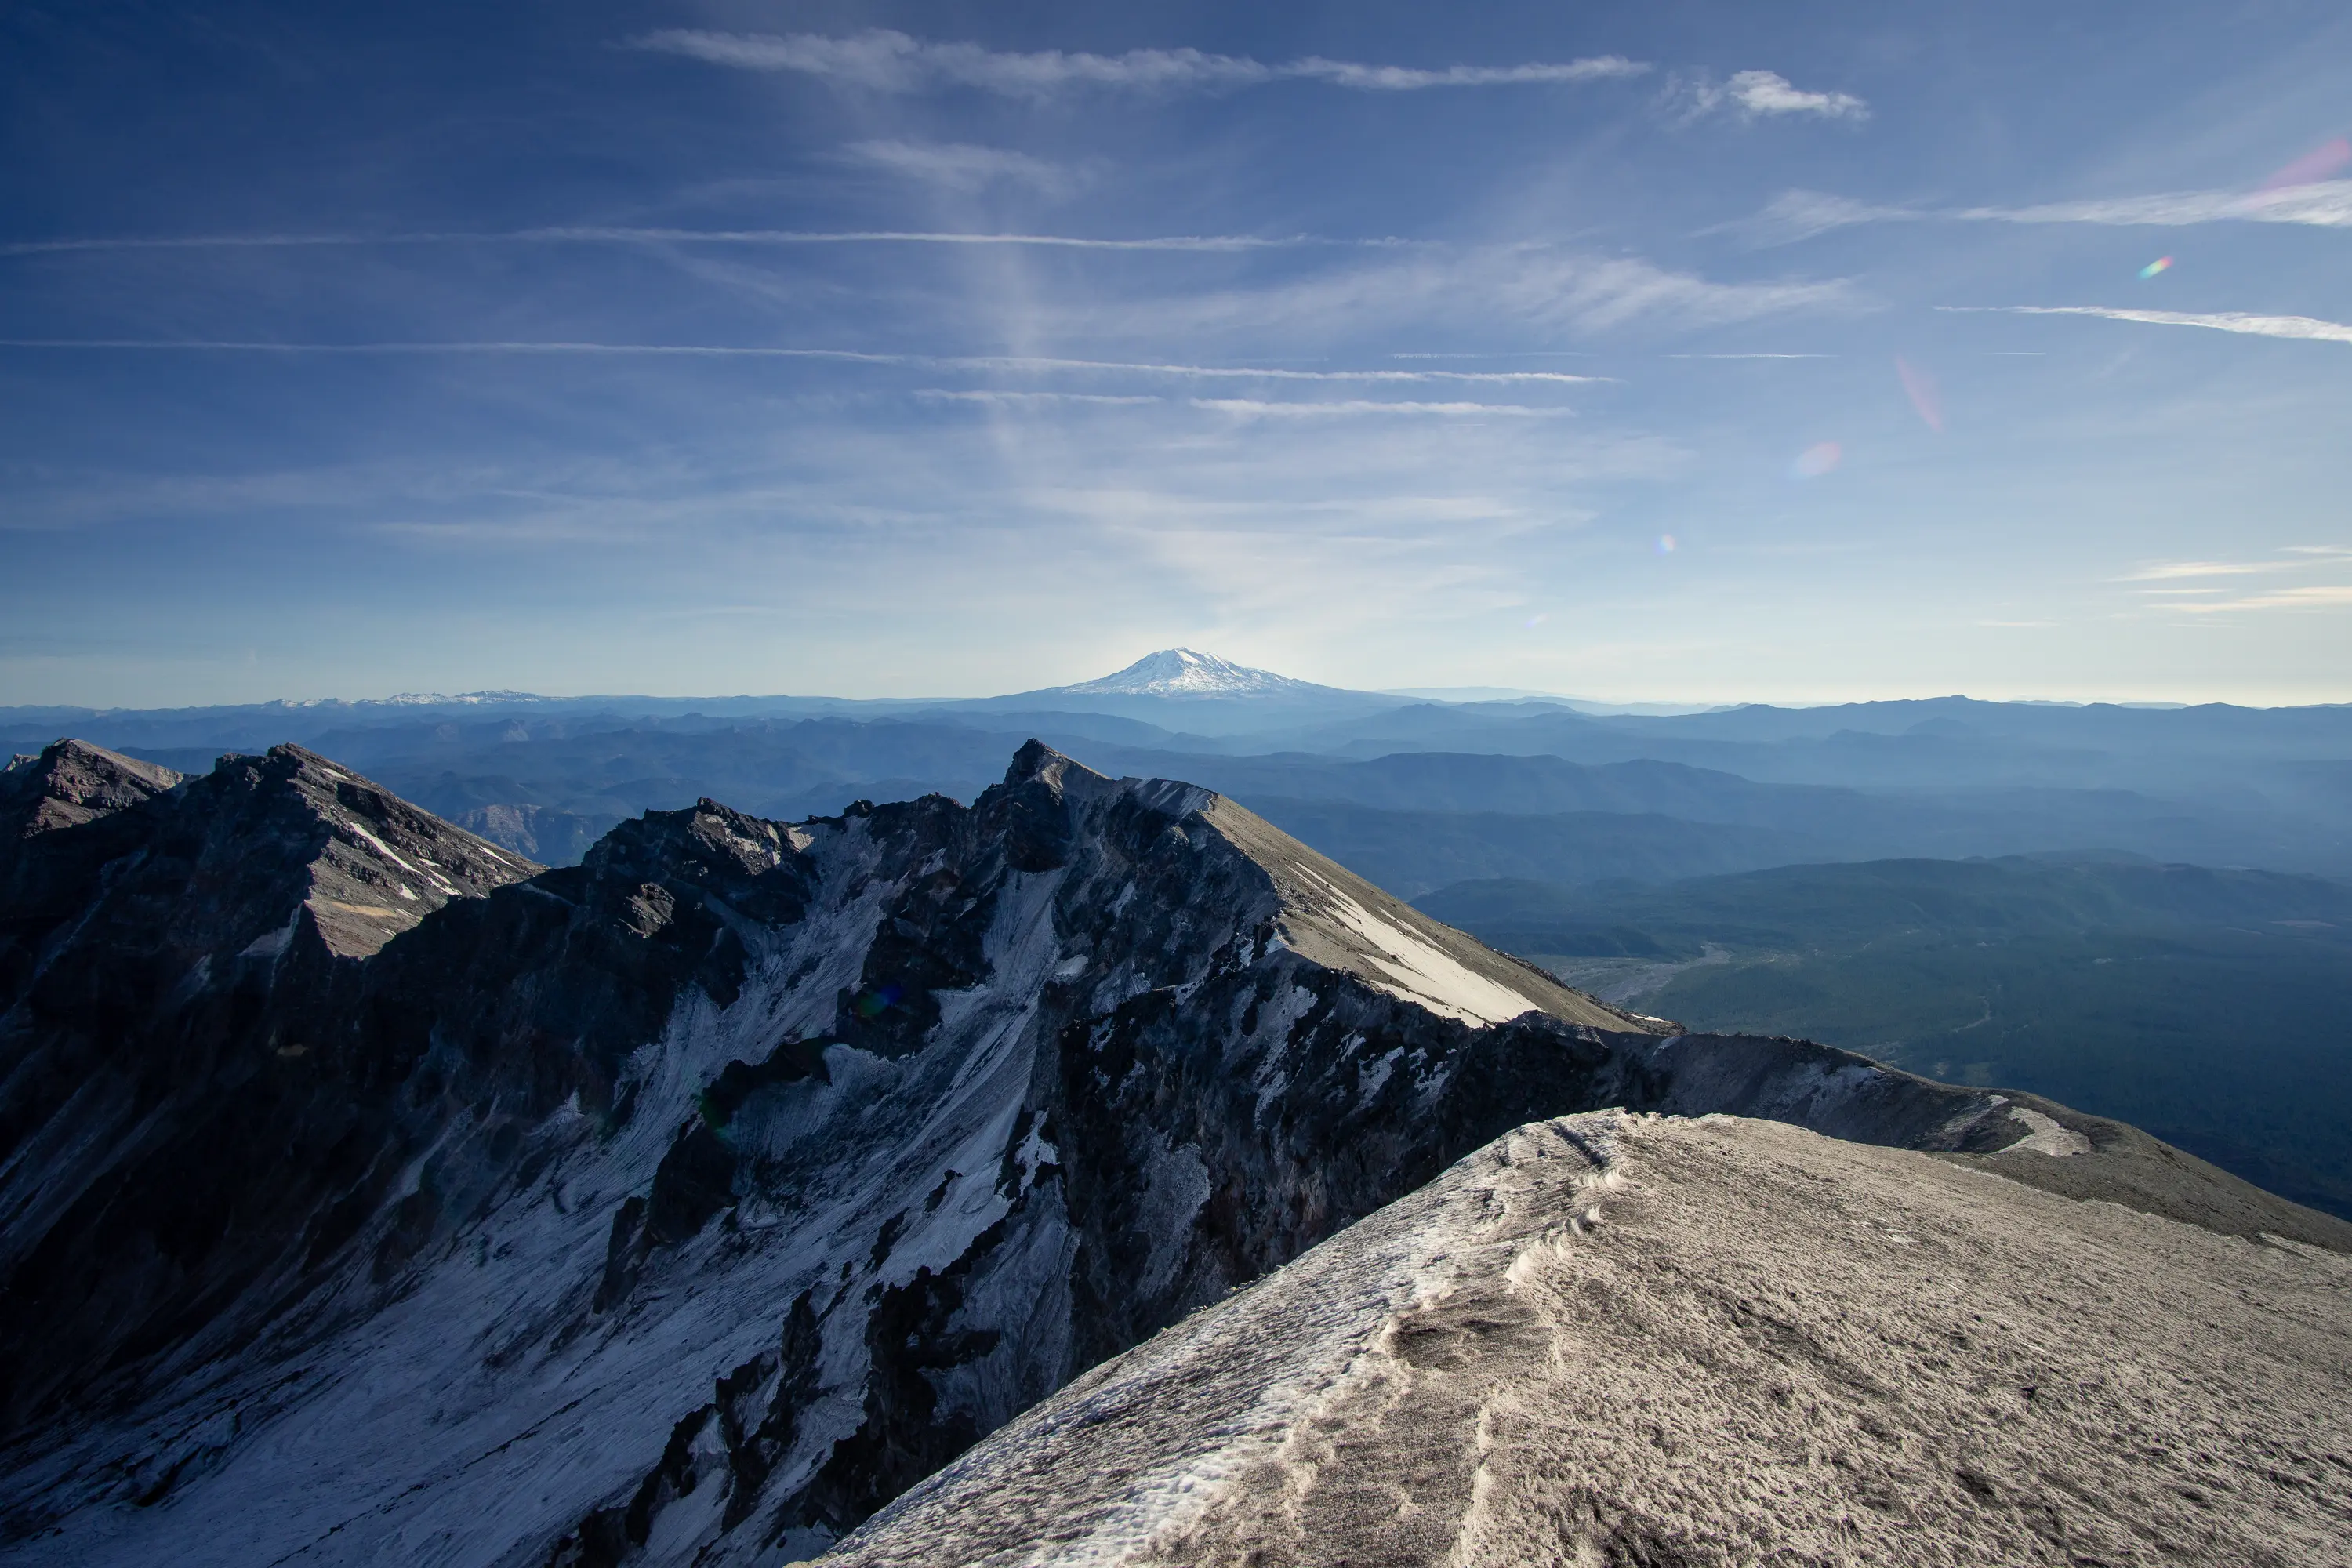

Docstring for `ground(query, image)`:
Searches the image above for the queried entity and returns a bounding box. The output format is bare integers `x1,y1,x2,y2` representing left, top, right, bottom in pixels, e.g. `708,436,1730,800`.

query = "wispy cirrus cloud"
2120,561,2279,581
2122,547,2350,580
838,140,1085,195
629,28,1647,98
1942,305,2352,346
0,227,1374,257
1191,398,1574,418
2118,550,2352,613
1733,180,2352,244
0,339,1608,384
1722,191,1920,244
0,248,1838,368
1957,183,2352,228
916,389,1157,406
1086,249,1854,345
2172,586,2352,613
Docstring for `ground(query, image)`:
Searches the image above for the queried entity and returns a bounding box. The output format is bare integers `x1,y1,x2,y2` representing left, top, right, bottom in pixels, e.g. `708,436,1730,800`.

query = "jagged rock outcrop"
0,741,537,1437
1,740,181,840
1,742,187,1008
0,740,2338,1568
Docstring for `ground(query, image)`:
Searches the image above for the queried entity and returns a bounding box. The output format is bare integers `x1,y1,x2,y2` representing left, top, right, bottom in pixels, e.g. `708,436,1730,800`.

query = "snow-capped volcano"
1058,648,1316,698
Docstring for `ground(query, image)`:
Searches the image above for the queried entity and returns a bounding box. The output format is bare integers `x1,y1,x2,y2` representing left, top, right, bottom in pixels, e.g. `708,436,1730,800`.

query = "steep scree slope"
0,741,2334,1566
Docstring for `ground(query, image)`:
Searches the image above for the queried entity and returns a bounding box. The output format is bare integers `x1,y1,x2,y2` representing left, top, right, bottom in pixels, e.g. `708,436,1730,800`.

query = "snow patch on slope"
2002,1105,2092,1157
1287,865,1541,1025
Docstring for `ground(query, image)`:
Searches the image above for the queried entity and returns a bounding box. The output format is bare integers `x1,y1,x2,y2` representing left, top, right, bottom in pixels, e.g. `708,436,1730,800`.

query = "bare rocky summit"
0,739,2339,1566
1,739,182,839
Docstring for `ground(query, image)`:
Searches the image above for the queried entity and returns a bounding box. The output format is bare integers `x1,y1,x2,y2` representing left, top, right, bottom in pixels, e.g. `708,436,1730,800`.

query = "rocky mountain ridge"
826,1112,2352,1566
0,737,2339,1566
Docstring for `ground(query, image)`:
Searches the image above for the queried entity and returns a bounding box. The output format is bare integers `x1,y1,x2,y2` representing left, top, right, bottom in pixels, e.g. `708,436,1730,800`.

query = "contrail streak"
0,228,1406,258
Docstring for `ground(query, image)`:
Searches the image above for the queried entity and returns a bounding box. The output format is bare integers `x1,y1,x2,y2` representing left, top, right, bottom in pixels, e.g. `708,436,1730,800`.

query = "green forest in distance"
1417,855,2352,1220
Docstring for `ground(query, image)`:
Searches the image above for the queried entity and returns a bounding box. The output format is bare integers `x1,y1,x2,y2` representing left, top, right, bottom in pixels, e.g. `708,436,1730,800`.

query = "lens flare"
1523,612,1548,628
1894,358,1944,431
1656,534,1677,554
1789,441,1841,479
2259,136,2351,191
2140,256,2174,279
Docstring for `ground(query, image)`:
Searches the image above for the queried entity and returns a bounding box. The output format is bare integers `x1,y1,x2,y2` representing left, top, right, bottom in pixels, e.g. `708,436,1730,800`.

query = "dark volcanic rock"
0,744,536,1434
0,740,2337,1568
0,741,187,1004
1,738,182,840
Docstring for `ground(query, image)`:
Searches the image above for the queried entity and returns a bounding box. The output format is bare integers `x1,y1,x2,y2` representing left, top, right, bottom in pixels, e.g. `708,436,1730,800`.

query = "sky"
2,0,2349,707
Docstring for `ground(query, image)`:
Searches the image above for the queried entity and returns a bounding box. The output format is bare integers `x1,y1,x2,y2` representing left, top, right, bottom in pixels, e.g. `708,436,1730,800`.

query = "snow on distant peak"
251,691,550,711
1059,649,1311,697
376,691,549,707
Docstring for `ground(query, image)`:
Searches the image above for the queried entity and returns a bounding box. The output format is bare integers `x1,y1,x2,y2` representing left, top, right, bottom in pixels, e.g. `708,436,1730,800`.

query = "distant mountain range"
9,647,2352,881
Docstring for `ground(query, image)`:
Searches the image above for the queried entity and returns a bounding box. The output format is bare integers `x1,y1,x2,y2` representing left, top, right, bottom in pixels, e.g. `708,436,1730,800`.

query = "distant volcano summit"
1055,648,1322,698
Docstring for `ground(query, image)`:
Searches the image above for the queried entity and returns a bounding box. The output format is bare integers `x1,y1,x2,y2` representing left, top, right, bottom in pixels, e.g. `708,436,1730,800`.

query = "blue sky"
3,0,2349,706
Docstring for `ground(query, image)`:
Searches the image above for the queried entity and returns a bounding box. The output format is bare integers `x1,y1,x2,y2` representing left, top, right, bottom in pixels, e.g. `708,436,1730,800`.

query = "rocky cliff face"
1,742,185,1005
0,740,537,1439
0,739,2335,1568
2,740,182,840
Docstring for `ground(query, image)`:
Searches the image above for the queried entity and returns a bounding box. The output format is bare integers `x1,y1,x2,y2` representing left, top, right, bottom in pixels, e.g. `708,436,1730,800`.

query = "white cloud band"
2114,550,2352,615
0,340,1610,383
630,28,1647,98
2172,586,2352,614
1191,398,1575,417
1944,305,2352,346
1738,180,2352,243
0,227,1377,257
1958,183,2352,228
840,141,1078,194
